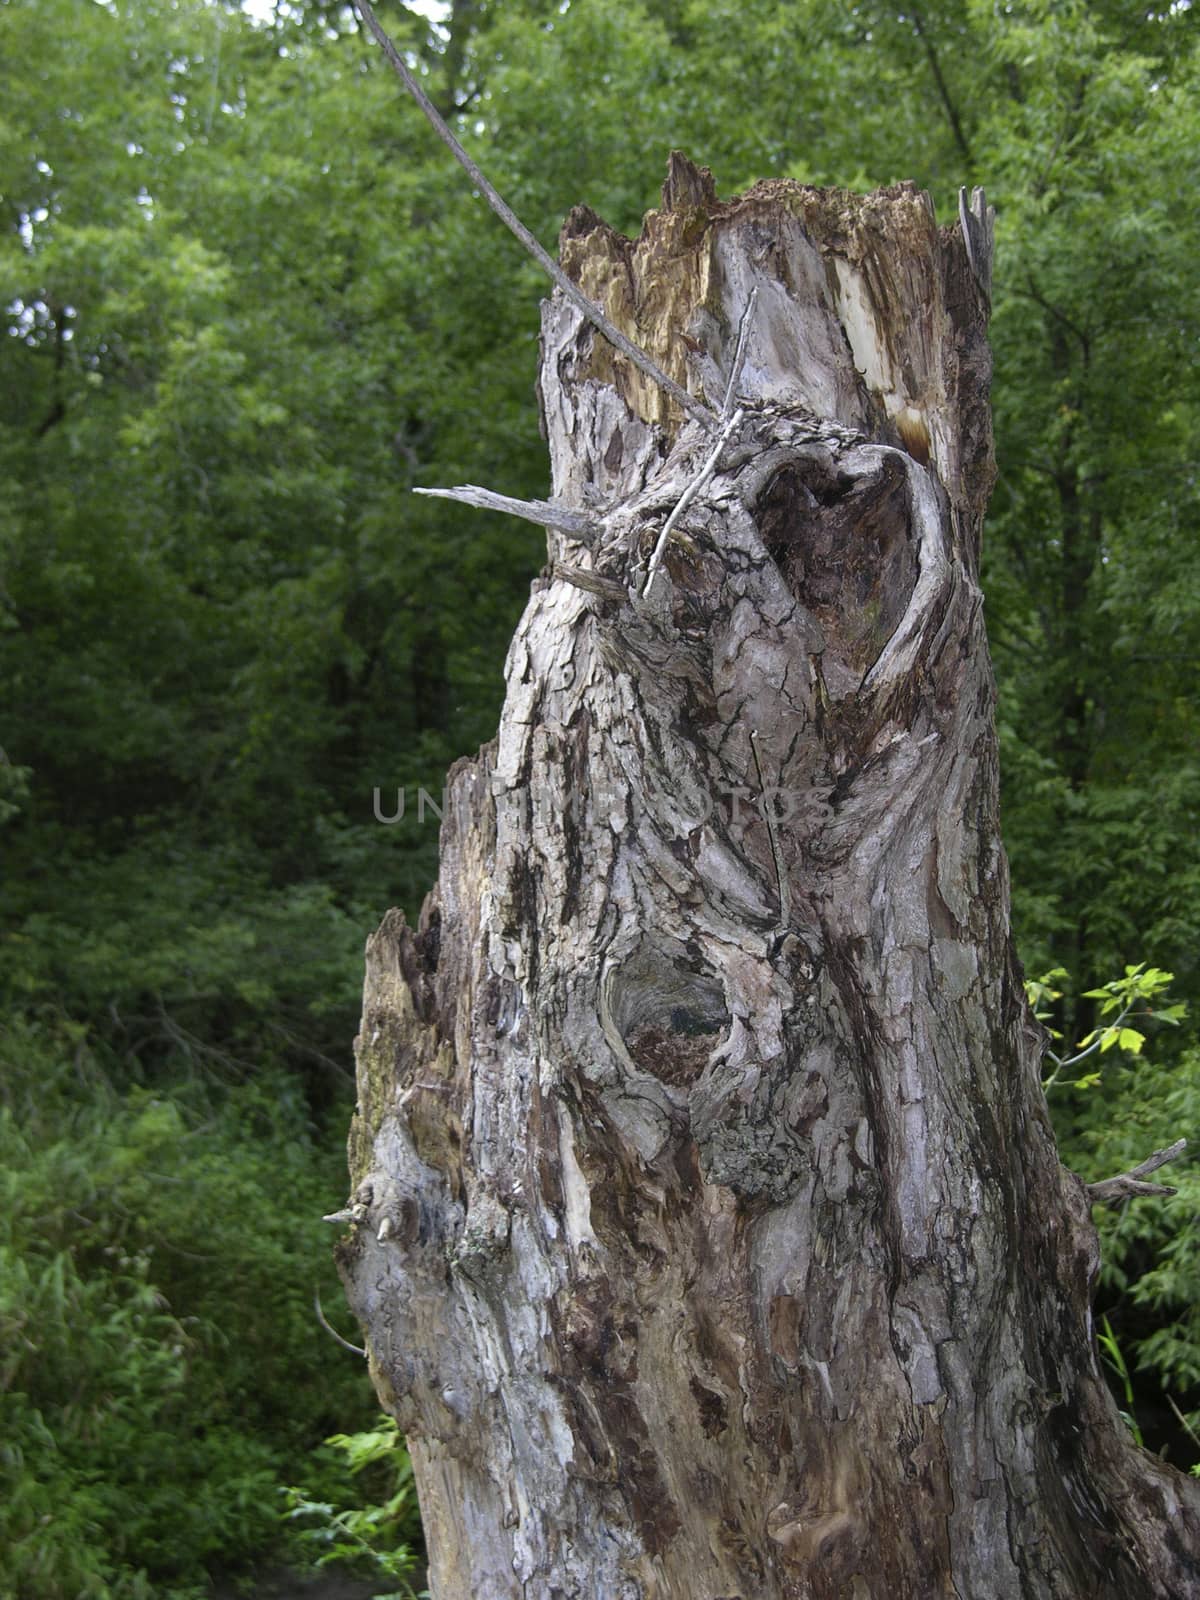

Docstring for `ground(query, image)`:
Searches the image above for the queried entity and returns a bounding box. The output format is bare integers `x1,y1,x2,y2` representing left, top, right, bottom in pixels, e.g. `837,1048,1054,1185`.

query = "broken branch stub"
413,484,600,541
1086,1136,1187,1206
339,158,1200,1599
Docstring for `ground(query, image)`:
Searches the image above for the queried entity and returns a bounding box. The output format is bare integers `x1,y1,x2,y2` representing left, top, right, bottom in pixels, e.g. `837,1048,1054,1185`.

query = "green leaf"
1151,1006,1188,1024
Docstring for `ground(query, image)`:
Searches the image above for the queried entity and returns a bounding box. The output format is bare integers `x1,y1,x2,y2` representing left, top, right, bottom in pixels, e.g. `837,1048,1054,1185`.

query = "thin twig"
1086,1138,1187,1208
1166,1392,1200,1452
314,1290,367,1358
911,4,972,168
352,0,716,431
264,1018,354,1083
750,729,792,927
1032,74,1089,199
641,407,743,598
721,288,757,420
1042,1002,1131,1086
154,1002,253,1078
414,484,599,540
1016,273,1091,359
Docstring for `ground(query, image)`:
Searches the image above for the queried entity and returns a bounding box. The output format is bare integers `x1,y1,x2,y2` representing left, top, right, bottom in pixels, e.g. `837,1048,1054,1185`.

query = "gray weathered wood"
1086,1137,1186,1206
958,184,995,299
337,159,1200,1599
414,484,601,541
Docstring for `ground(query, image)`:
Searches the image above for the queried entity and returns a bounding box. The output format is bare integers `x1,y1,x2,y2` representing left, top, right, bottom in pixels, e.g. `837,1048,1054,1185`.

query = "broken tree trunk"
336,157,1200,1598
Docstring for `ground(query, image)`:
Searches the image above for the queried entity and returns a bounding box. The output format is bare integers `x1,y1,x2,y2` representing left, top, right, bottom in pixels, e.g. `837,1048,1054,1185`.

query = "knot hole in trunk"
604,944,730,1089
756,450,918,674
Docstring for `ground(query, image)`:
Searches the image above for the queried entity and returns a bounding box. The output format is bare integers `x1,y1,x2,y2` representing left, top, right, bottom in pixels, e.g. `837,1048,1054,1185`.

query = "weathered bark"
337,157,1200,1598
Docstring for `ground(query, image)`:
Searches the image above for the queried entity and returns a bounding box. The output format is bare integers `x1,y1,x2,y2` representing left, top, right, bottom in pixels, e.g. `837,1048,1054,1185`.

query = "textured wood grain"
337,157,1200,1599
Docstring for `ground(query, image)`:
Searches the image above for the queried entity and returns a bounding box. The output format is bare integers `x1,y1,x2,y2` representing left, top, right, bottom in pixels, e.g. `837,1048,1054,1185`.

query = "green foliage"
1029,963,1187,1090
283,1415,425,1598
1097,1315,1144,1450
1031,963,1199,1470
0,1018,374,1599
0,0,540,1073
1077,965,1187,1057
1065,1029,1200,1439
978,3,1200,995
0,0,1198,1581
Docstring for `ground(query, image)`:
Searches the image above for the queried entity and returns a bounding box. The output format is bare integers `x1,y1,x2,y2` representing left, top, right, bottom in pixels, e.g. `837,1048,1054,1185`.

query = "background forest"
1,0,1197,1595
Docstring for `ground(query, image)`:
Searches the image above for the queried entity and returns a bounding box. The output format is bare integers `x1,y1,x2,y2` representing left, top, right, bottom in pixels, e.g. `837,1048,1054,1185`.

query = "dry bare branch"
414,484,600,540
314,1290,366,1358
641,406,743,598
721,287,758,419
1086,1137,1187,1207
352,0,716,430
